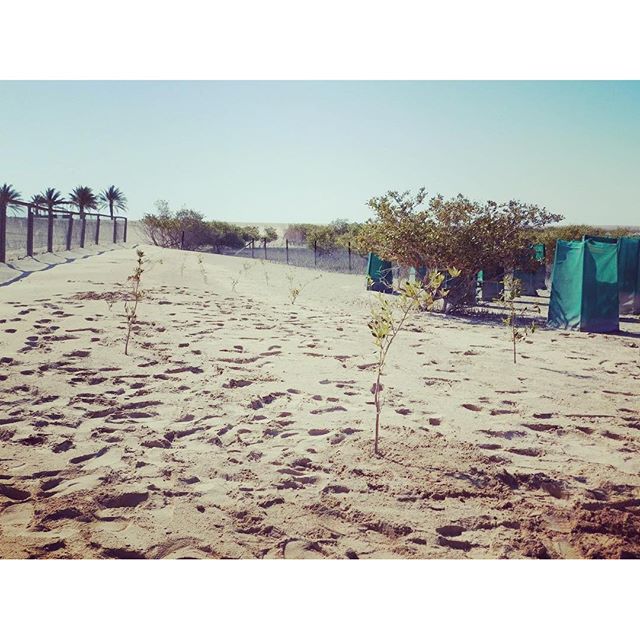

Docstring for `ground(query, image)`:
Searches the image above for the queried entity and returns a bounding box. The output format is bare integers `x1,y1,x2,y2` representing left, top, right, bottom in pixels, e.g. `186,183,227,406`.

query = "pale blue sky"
1,81,638,224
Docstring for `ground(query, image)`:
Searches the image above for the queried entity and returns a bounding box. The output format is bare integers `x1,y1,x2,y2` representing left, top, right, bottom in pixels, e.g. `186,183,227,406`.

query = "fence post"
47,207,54,253
26,205,34,257
263,238,267,260
66,213,73,250
95,215,101,244
314,240,317,266
123,218,128,243
348,241,352,272
251,239,255,258
113,218,118,244
0,204,6,263
286,239,289,264
79,212,86,249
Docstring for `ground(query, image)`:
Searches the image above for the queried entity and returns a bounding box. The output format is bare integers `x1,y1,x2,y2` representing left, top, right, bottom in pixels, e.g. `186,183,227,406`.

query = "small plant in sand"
197,253,208,284
368,268,457,455
496,274,539,364
124,249,145,355
285,270,322,305
260,260,271,287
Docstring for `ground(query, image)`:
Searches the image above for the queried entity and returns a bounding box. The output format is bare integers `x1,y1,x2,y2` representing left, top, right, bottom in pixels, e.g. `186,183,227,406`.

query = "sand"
1,245,639,559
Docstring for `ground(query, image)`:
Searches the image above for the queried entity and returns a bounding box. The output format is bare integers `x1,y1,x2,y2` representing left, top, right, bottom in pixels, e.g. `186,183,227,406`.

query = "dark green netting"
366,253,393,293
548,239,619,332
515,243,547,295
478,266,503,301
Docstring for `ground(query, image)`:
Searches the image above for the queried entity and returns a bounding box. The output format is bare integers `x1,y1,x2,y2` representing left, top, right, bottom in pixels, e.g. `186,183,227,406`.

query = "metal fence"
0,201,128,263
221,239,369,274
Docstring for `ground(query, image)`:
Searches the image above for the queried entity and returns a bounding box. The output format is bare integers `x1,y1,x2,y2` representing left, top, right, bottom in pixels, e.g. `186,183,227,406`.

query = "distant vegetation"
284,219,364,253
141,200,278,252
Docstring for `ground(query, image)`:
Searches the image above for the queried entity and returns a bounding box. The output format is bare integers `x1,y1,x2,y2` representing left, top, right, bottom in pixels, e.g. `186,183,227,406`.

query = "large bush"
357,189,562,271
355,189,563,307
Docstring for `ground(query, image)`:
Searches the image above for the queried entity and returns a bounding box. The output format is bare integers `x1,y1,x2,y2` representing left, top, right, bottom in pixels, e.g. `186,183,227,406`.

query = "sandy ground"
1,245,639,559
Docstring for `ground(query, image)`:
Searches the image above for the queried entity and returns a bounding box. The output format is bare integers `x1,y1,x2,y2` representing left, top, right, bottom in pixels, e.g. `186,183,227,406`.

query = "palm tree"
0,183,22,263
69,186,98,249
99,185,127,219
39,188,65,253
40,188,65,211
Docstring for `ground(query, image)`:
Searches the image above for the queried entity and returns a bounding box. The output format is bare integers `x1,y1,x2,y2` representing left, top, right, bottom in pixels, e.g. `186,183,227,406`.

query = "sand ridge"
0,246,639,558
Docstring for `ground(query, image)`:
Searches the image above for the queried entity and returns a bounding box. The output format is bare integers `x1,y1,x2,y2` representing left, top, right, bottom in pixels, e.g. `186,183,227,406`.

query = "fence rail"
0,201,128,263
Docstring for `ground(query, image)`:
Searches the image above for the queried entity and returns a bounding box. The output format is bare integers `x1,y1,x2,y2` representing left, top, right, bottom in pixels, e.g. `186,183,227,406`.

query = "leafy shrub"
356,189,563,309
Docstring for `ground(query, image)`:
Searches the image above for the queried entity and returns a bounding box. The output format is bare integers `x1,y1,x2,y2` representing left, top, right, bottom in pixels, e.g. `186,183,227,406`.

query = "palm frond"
0,183,22,208
69,186,98,212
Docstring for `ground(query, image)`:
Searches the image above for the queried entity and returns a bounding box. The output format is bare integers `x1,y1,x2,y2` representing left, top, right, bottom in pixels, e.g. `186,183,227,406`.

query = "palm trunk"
79,205,86,249
109,201,113,219
47,205,54,253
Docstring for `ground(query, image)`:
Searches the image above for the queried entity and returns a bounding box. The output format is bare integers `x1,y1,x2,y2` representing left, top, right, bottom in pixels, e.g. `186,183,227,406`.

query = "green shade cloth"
548,239,619,332
366,253,393,293
583,235,640,314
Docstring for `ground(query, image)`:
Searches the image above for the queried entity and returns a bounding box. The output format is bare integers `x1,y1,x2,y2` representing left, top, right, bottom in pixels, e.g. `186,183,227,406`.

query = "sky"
1,81,638,225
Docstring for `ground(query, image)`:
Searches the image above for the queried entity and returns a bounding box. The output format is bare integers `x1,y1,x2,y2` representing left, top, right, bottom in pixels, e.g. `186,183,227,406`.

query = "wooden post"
286,239,289,264
26,205,34,257
348,241,352,272
123,218,128,243
79,213,86,249
66,214,73,250
314,240,317,266
95,216,101,244
113,218,118,244
0,204,6,263
263,238,267,260
251,239,255,258
47,207,54,253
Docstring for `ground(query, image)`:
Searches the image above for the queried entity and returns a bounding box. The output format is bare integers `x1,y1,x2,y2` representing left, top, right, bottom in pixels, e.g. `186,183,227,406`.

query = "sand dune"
1,245,639,558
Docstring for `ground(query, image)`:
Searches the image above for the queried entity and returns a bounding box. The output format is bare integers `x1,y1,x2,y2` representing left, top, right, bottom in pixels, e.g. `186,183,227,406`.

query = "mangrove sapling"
496,274,539,364
197,253,208,284
368,268,456,455
124,249,145,356
259,260,271,287
285,270,322,305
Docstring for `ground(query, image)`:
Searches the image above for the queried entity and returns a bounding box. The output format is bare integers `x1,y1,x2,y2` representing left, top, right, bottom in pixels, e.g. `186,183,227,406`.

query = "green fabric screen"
366,253,393,293
584,235,640,314
548,239,619,332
